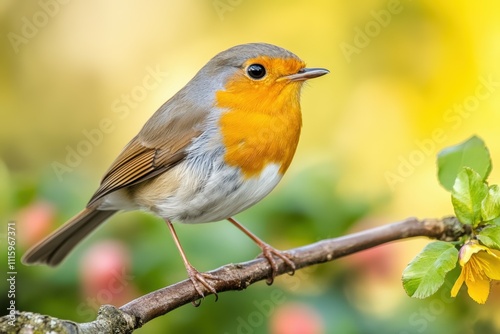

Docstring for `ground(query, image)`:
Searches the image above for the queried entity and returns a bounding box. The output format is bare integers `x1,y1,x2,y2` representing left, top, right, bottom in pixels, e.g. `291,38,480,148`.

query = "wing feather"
86,93,208,207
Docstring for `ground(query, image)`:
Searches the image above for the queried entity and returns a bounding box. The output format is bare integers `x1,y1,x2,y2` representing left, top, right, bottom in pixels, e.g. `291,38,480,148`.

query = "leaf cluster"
403,136,500,299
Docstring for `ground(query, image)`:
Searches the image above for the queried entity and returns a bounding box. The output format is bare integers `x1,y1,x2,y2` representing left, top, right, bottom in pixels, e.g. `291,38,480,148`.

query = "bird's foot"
185,264,219,306
257,243,296,285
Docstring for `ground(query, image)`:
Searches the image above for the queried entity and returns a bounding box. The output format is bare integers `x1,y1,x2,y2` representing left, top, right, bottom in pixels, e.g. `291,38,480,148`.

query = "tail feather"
22,208,117,266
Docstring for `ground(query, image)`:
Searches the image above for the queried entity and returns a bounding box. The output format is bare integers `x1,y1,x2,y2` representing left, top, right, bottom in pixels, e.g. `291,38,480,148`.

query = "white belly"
154,162,283,223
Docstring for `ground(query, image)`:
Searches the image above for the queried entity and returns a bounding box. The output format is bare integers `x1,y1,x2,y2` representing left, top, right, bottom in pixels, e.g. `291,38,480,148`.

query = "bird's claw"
258,244,296,285
185,264,219,305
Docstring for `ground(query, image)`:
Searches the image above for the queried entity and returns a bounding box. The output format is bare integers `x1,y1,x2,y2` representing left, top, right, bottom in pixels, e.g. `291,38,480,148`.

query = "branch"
1,217,467,334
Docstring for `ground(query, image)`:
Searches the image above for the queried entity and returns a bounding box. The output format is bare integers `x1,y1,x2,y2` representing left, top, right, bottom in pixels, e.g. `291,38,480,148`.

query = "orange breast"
216,64,303,178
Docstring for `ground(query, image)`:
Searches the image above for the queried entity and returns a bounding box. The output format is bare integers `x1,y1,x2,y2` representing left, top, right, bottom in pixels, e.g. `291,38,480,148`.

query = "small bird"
22,43,329,298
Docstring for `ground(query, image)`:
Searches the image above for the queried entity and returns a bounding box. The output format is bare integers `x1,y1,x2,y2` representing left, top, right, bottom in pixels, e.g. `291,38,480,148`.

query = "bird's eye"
246,64,266,79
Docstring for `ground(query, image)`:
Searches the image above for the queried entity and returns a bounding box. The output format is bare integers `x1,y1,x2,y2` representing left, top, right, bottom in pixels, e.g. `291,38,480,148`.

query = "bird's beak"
279,68,329,82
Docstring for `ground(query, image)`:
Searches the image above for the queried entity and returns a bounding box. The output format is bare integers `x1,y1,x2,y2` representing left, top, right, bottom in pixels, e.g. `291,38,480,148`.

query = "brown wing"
87,93,207,207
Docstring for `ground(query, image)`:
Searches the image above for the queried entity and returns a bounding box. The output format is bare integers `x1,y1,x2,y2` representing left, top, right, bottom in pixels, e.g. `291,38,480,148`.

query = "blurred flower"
17,200,56,247
80,240,137,308
270,303,324,334
451,241,500,304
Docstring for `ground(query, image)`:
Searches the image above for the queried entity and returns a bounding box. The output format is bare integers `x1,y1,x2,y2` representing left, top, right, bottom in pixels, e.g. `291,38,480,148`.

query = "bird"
22,43,329,299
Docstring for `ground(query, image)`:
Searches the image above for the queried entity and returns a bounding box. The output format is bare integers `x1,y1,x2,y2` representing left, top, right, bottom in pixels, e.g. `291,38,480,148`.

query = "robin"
22,43,329,298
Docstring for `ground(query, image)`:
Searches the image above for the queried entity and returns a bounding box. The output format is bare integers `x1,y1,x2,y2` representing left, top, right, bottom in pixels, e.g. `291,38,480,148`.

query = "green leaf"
402,241,458,299
490,217,500,226
437,136,492,191
451,167,488,226
481,185,500,222
477,226,500,250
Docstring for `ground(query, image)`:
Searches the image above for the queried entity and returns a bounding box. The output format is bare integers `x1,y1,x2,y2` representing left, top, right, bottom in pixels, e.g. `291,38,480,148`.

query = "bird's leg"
165,219,218,304
227,217,295,285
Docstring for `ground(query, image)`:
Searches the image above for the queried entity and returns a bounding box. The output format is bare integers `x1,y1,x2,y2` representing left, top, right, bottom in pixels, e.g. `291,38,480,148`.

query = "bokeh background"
2,0,500,333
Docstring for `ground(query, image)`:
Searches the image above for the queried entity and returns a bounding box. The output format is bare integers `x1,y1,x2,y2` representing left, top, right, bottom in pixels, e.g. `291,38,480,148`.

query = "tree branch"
1,217,467,334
